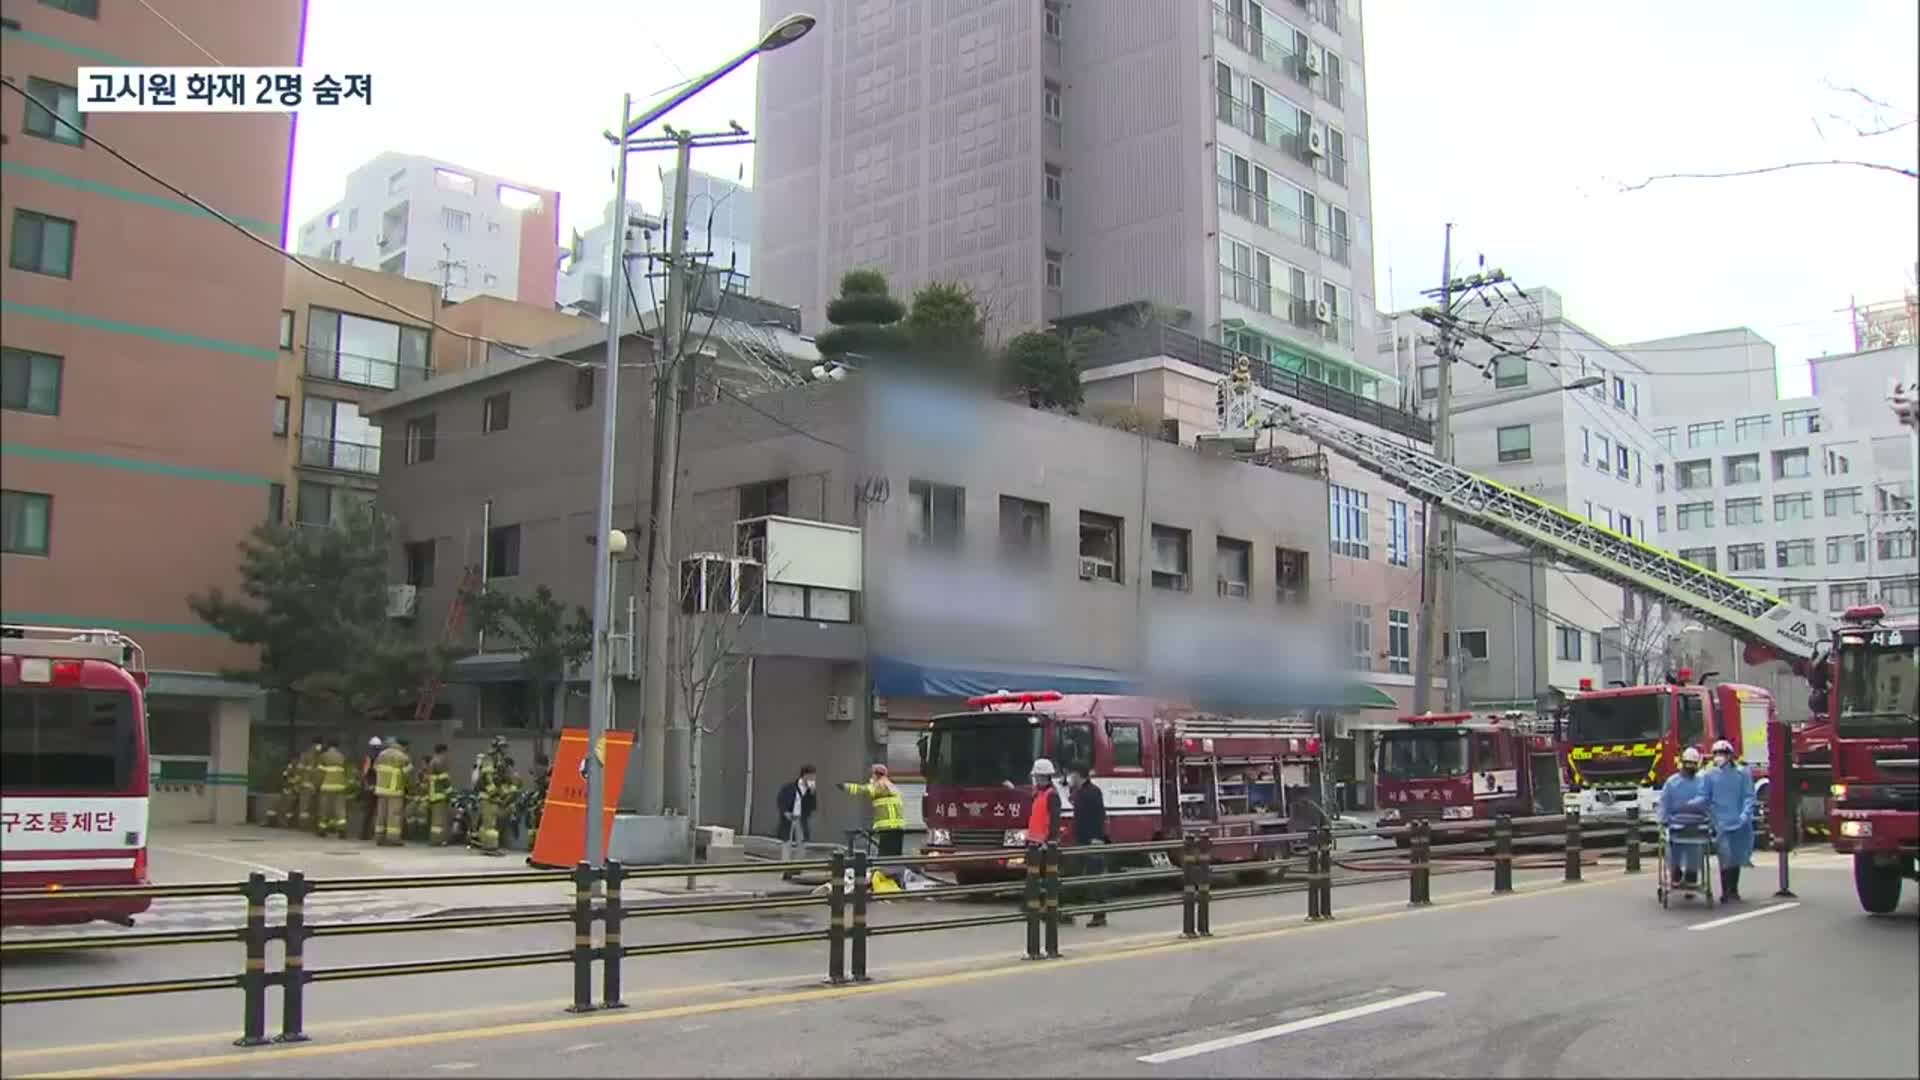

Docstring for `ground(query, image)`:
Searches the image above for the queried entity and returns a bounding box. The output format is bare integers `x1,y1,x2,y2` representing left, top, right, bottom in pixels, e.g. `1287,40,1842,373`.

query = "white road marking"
430,1063,477,1071
151,844,289,878
1688,901,1801,931
562,1042,604,1054
1138,990,1447,1064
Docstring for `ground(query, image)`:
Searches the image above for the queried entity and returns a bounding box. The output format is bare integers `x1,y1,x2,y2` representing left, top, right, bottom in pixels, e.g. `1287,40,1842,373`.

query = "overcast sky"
285,1,1917,399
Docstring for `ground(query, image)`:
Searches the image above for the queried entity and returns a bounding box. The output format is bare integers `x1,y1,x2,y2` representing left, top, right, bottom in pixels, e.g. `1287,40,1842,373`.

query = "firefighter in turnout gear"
472,750,509,855
425,744,453,845
372,738,412,846
315,739,350,838
841,764,907,858
296,738,322,831
267,754,301,827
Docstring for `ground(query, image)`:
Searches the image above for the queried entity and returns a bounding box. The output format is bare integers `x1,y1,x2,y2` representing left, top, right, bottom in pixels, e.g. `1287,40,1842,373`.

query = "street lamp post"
584,13,817,870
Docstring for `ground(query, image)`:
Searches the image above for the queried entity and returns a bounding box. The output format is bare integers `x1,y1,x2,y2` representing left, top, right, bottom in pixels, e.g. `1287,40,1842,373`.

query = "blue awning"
870,655,1134,699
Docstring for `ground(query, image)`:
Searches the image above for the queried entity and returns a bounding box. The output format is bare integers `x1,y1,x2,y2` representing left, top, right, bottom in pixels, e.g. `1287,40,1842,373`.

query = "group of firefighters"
264,735,550,856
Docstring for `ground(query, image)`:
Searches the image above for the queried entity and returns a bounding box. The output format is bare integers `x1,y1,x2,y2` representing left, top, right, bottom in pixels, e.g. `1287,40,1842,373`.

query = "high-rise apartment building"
753,0,1376,394
2,0,303,823
295,152,560,308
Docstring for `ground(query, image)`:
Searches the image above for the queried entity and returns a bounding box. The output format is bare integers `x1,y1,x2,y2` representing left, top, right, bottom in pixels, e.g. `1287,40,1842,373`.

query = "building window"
1611,376,1627,409
1595,434,1611,473
404,414,437,464
1676,460,1713,490
1826,448,1852,475
1879,528,1918,562
1493,355,1527,388
1727,543,1766,572
573,366,596,410
1619,513,1634,538
1824,487,1863,517
999,496,1049,565
37,0,99,15
9,210,76,278
1679,546,1717,571
1776,539,1815,568
1615,444,1630,479
1448,629,1490,662
1042,80,1062,120
1830,582,1869,610
1,348,63,415
738,478,789,520
482,392,511,433
1657,507,1668,533
1779,586,1818,609
1653,426,1677,451
22,77,84,145
1386,608,1412,674
1215,536,1252,598
1277,547,1310,606
1781,408,1822,435
1676,502,1713,531
1150,524,1191,591
305,308,430,388
1043,164,1063,204
908,479,965,551
434,168,476,195
295,480,366,528
1724,454,1761,485
1773,448,1810,480
1827,534,1866,565
1882,577,1919,610
1734,414,1771,442
1078,511,1123,583
1,490,52,555
1342,603,1372,671
1774,492,1812,522
272,395,290,436
1687,422,1726,449
1386,499,1410,567
1044,249,1063,290
1724,497,1762,527
1328,484,1369,559
268,482,285,524
278,309,295,349
441,208,470,233
1043,0,1062,38
1496,424,1532,462
1556,625,1584,662
405,539,436,588
485,524,521,578
299,396,381,474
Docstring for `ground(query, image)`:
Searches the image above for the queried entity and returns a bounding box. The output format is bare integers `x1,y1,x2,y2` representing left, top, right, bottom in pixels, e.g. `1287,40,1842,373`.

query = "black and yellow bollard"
1409,819,1432,906
276,871,311,1043
1624,806,1642,875
1564,809,1583,882
850,851,871,982
1315,826,1337,920
1180,835,1199,938
1306,830,1323,920
602,860,627,1009
1042,841,1062,959
566,861,596,1013
826,850,847,984
235,872,269,1047
1492,813,1514,894
1196,835,1213,937
1023,842,1044,960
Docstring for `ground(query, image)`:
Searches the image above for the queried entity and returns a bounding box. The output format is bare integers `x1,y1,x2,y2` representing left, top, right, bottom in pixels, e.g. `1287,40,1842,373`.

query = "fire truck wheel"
1854,854,1903,915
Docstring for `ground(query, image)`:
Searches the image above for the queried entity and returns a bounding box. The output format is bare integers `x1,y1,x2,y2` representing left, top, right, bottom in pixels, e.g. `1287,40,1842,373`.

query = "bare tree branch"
1620,159,1919,191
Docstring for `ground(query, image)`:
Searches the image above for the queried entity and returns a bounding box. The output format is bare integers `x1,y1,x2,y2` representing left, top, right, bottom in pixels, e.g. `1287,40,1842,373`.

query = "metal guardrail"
1,808,1716,1047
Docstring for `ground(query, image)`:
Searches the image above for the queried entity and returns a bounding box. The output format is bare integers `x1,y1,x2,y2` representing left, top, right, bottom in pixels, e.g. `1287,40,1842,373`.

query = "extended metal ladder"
1263,403,1831,664
411,565,481,724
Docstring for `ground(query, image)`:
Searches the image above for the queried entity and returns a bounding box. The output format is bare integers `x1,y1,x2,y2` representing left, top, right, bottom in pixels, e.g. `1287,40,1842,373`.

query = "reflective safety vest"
316,749,349,793
845,781,906,832
373,747,410,798
426,758,453,804
1027,787,1057,843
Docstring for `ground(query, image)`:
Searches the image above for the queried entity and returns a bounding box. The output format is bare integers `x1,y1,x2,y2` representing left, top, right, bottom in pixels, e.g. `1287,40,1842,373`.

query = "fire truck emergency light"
16,658,83,685
1676,667,1693,685
966,690,1064,708
1843,604,1887,624
1578,678,1594,691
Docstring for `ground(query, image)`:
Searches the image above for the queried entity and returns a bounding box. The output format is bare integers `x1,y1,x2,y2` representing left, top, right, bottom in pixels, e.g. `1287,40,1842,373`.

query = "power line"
0,77,591,373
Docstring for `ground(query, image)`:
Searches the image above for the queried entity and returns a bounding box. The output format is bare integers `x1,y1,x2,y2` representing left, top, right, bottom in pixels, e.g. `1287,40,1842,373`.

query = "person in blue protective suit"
1701,738,1757,902
1659,746,1712,886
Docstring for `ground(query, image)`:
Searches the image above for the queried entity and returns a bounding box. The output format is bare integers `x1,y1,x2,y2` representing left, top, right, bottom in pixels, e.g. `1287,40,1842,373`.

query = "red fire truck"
2,625,154,927
1559,674,1784,841
1818,605,1919,914
918,691,1322,883
1375,711,1561,839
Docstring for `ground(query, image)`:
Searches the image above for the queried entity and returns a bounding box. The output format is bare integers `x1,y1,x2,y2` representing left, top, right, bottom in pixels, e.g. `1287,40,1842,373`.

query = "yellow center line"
18,870,1635,1079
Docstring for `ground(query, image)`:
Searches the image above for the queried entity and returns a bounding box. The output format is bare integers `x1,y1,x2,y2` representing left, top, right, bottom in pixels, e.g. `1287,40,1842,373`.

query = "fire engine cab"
919,691,1323,882
1375,711,1562,840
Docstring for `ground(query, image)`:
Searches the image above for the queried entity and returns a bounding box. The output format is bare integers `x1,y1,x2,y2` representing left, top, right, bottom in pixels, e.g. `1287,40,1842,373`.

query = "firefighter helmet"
1030,757,1057,778
1711,739,1735,756
1680,746,1703,766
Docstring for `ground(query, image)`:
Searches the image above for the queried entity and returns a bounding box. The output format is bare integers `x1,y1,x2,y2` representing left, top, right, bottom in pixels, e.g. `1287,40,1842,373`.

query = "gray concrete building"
365,342,1356,838
752,0,1377,394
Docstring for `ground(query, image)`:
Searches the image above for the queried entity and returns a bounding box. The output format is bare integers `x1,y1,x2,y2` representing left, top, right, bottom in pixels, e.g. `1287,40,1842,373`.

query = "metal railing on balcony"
1074,322,1430,441
302,345,430,391
1216,92,1305,153
1216,178,1351,266
1217,266,1356,350
1212,5,1305,76
298,434,382,475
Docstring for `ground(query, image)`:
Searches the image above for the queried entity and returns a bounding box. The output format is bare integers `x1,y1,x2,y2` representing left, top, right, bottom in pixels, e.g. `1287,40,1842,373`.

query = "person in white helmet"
1658,746,1712,886
1701,738,1757,901
1022,758,1064,849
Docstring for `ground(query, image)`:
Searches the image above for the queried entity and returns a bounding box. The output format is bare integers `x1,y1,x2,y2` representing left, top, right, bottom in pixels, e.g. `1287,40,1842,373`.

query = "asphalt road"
10,848,1911,1078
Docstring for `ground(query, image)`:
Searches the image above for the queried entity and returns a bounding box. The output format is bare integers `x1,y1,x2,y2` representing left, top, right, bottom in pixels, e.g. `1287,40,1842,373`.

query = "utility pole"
1411,225,1454,715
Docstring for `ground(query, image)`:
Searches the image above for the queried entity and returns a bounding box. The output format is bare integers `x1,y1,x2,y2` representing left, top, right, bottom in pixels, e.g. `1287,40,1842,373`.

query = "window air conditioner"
1305,127,1327,158
1303,50,1323,76
1313,299,1333,324
1078,556,1117,582
1218,579,1250,598
385,585,418,619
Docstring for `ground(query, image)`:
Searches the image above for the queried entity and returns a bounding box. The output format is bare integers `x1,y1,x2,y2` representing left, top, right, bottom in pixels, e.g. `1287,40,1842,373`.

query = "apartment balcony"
1074,321,1430,441
297,434,382,477
1215,178,1352,266
302,346,431,392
